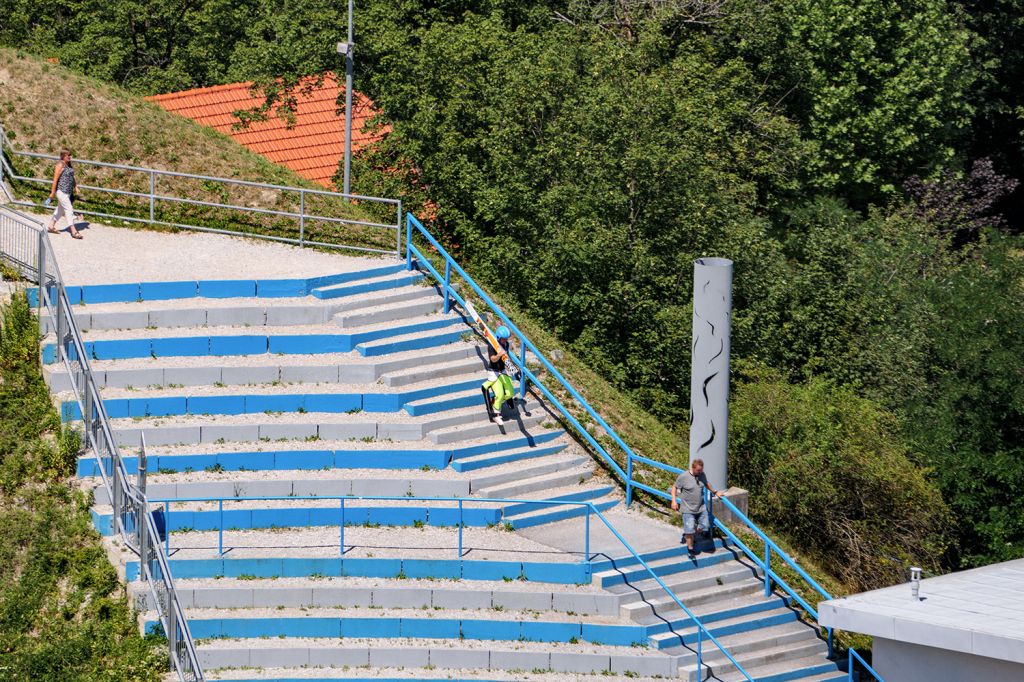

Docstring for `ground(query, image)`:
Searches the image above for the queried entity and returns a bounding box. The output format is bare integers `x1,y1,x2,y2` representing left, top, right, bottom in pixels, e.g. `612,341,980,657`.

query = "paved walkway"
38,216,384,284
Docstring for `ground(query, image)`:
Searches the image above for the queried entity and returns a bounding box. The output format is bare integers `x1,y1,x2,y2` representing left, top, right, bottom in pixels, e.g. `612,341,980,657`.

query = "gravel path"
184,605,623,625
162,525,580,562
47,221,385,284
209,666,669,682
198,637,662,657
172,575,606,594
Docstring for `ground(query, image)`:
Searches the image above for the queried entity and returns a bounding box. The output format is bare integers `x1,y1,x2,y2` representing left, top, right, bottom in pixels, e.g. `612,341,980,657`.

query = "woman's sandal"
47,228,59,234
71,231,83,240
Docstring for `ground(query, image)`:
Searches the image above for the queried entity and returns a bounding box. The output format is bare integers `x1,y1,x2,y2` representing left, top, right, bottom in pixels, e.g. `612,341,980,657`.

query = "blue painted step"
450,430,564,460
28,265,410,306
159,614,647,646
452,443,568,473
77,448,453,477
125,557,592,584
311,272,425,299
590,540,727,574
356,328,468,357
599,549,737,588
61,378,480,421
645,594,793,640
503,486,615,517
507,498,619,530
404,390,482,416
42,317,465,364
654,609,800,650
78,431,567,477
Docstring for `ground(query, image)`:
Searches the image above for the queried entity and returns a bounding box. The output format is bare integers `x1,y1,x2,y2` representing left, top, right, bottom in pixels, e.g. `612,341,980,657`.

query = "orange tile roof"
146,73,385,188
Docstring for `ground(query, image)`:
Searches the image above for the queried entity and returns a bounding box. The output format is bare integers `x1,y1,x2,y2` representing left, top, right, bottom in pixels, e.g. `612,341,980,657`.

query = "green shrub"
0,293,165,681
730,364,950,592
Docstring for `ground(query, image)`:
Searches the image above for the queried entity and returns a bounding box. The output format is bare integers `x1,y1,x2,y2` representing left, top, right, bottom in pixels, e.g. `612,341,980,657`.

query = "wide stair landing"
40,255,842,680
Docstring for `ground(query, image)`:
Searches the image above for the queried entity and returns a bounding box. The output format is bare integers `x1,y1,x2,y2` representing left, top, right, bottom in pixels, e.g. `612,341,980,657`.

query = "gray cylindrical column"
689,257,733,491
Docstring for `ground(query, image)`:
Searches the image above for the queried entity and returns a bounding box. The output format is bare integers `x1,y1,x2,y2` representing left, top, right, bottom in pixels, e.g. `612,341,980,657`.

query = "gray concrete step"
429,412,547,445
93,476,470,505
609,561,757,605
334,298,443,329
620,576,764,621
669,620,821,667
477,467,594,499
701,649,837,682
195,639,678,677
133,579,621,615
421,399,542,435
469,453,589,492
383,358,484,387
328,284,441,313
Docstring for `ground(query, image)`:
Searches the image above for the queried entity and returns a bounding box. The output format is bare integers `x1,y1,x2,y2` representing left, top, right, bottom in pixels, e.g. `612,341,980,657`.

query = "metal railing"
0,207,204,681
152,493,756,681
849,647,883,681
0,123,402,256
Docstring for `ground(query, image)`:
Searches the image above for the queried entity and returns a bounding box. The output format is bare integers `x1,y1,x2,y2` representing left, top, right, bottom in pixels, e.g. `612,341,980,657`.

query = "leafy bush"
0,293,165,681
730,366,950,592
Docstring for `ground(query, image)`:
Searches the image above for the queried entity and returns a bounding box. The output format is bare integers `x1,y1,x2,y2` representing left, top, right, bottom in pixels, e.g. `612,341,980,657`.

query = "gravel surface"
184,605,623,625
78,295,325,313
162,525,579,562
49,222,383,284
209,667,669,682
172,575,606,594
198,637,661,657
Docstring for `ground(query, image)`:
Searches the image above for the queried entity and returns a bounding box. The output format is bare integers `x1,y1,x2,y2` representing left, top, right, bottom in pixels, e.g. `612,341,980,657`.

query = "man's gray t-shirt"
674,470,708,514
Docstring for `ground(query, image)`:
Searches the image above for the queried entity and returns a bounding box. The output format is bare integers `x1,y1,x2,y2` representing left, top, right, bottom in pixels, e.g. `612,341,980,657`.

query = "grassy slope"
0,49,391,251
0,292,165,681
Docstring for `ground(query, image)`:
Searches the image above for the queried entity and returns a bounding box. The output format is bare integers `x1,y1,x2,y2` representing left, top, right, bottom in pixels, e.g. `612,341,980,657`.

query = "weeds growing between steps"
0,292,165,681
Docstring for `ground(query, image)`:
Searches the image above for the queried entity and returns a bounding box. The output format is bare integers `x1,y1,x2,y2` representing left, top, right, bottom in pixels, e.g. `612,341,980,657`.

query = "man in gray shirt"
671,458,724,558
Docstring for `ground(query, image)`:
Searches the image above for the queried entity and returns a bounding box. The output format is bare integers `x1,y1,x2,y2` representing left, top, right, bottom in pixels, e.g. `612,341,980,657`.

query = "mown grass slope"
0,49,393,251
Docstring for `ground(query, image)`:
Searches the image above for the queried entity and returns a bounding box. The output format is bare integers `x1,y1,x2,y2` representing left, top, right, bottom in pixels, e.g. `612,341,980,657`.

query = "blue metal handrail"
849,647,883,681
153,491,756,681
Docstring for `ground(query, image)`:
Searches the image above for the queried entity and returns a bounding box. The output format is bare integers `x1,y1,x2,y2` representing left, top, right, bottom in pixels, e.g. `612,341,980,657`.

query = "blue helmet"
495,325,511,339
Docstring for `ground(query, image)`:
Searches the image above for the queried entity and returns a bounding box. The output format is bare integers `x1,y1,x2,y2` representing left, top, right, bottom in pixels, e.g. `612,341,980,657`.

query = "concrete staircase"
42,259,843,681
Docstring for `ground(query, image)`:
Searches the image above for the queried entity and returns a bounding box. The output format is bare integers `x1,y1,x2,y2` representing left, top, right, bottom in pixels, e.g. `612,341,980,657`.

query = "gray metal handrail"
0,122,402,256
0,208,204,681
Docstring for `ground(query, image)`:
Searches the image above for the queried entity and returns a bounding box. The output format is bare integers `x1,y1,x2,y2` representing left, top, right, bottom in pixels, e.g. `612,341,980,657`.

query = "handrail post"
138,497,148,582
298,190,305,245
164,501,170,554
697,626,703,681
584,504,590,563
395,201,403,258
519,337,528,398
625,454,633,506
340,498,346,556
848,649,853,682
443,260,451,314
218,499,224,556
764,544,772,597
167,598,178,672
148,170,155,226
457,500,464,558
35,230,45,323
405,215,413,269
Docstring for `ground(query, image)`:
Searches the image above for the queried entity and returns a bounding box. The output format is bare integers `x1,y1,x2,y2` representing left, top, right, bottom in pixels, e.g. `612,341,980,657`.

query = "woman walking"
45,149,83,239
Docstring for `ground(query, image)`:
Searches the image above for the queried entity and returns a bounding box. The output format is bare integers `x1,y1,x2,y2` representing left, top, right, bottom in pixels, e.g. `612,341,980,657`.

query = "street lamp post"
337,0,355,196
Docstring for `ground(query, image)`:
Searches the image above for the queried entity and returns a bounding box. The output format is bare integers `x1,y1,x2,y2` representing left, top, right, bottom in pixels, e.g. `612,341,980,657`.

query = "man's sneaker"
687,548,696,560
495,415,505,425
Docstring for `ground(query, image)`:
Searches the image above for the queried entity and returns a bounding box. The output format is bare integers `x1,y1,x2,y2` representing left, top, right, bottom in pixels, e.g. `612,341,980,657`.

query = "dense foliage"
3,0,1023,582
0,294,165,681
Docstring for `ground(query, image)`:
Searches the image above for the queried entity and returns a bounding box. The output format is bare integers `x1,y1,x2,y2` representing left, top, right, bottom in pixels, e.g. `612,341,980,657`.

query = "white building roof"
818,558,1024,664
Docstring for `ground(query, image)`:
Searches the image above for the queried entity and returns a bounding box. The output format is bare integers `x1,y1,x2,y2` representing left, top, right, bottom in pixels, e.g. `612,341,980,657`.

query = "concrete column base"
711,486,750,529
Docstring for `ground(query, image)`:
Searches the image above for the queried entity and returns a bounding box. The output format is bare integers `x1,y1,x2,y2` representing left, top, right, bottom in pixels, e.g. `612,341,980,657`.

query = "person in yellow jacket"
481,325,515,425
